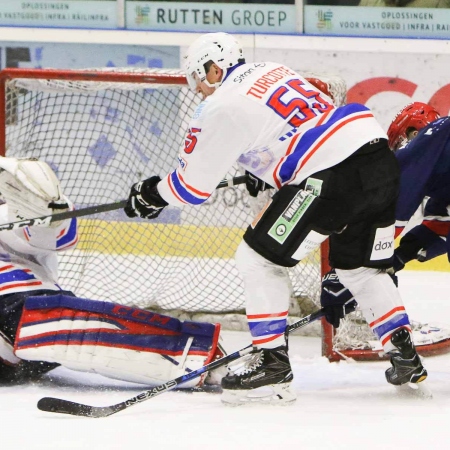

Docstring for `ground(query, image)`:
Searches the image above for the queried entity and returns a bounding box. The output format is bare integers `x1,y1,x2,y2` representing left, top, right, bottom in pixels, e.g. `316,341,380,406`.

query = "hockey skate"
385,328,431,399
221,346,296,406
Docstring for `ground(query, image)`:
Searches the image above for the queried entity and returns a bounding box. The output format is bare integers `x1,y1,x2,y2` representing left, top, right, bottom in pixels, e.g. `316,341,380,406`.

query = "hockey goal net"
0,67,448,361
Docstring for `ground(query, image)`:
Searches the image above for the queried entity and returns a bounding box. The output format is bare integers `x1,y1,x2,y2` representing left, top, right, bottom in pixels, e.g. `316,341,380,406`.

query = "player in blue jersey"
388,102,449,272
323,102,449,294
125,32,427,404
321,102,449,386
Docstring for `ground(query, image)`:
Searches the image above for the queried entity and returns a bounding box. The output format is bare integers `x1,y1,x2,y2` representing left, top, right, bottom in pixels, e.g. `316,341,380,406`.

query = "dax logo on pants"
370,225,395,261
268,189,315,245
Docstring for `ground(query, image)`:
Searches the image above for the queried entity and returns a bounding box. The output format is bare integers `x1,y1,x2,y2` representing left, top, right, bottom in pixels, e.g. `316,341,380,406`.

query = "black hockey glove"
393,224,447,272
320,269,358,328
124,176,168,220
245,171,273,198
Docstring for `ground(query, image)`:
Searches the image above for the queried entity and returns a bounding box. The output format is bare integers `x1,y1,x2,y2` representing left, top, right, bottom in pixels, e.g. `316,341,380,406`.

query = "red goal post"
0,67,448,362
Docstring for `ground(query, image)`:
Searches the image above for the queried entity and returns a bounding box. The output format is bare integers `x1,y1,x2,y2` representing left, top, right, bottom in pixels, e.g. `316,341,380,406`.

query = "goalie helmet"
387,102,440,151
306,77,333,101
184,32,244,91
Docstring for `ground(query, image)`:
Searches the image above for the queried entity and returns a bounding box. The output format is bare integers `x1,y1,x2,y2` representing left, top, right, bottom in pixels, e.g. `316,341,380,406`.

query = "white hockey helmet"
184,33,244,91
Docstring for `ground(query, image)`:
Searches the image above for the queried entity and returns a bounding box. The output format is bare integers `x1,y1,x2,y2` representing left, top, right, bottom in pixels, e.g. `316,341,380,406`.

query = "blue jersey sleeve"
395,117,450,222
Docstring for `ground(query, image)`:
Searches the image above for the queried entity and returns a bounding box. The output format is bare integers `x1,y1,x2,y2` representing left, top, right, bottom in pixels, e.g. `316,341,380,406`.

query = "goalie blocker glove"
320,269,358,328
125,176,168,220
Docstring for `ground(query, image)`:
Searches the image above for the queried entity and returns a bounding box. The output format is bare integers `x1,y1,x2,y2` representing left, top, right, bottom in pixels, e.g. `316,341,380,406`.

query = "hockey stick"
0,174,249,232
36,302,357,418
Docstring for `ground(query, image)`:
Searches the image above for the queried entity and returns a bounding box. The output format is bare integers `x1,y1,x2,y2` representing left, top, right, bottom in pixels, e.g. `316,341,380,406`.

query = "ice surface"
2,270,450,450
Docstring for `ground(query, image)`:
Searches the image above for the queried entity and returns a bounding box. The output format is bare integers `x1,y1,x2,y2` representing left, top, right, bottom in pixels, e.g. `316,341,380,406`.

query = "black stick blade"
37,397,125,418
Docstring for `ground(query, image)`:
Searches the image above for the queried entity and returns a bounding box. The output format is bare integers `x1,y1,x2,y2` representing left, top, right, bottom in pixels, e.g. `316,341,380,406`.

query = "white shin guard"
235,241,291,348
335,267,410,353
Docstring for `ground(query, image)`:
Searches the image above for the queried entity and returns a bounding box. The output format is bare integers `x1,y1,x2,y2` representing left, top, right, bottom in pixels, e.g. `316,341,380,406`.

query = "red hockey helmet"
387,102,440,151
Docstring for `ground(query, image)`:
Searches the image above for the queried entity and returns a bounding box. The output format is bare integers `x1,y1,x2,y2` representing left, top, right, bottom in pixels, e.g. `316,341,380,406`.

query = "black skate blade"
37,397,125,417
394,382,433,400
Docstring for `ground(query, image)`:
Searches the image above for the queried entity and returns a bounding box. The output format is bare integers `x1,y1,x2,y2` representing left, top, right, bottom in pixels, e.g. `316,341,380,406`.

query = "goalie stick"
0,174,249,232
37,302,357,418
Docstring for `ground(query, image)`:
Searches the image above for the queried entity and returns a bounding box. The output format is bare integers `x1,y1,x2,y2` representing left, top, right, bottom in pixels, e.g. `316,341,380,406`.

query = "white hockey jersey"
0,204,78,295
157,62,387,207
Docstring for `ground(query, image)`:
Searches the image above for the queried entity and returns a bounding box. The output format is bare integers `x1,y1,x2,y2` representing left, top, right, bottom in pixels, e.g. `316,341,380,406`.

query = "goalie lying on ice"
0,157,224,387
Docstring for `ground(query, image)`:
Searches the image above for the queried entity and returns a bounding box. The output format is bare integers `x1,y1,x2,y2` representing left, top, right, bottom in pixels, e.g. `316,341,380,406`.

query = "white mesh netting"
4,69,327,324
6,67,419,354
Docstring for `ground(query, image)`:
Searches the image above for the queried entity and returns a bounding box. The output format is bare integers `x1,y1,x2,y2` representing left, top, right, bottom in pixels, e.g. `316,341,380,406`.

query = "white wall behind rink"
0,27,449,54
0,27,449,129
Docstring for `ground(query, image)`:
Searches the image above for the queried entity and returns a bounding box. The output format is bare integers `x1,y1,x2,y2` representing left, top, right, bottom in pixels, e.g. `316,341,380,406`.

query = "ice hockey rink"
2,269,450,450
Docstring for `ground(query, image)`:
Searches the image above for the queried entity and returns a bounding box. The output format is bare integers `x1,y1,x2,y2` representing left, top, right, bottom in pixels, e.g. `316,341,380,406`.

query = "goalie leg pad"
335,267,411,353
15,294,221,387
0,324,59,384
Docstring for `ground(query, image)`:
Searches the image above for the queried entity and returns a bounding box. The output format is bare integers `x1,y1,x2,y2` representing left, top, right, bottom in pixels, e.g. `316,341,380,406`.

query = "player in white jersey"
0,158,223,387
125,33,427,404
